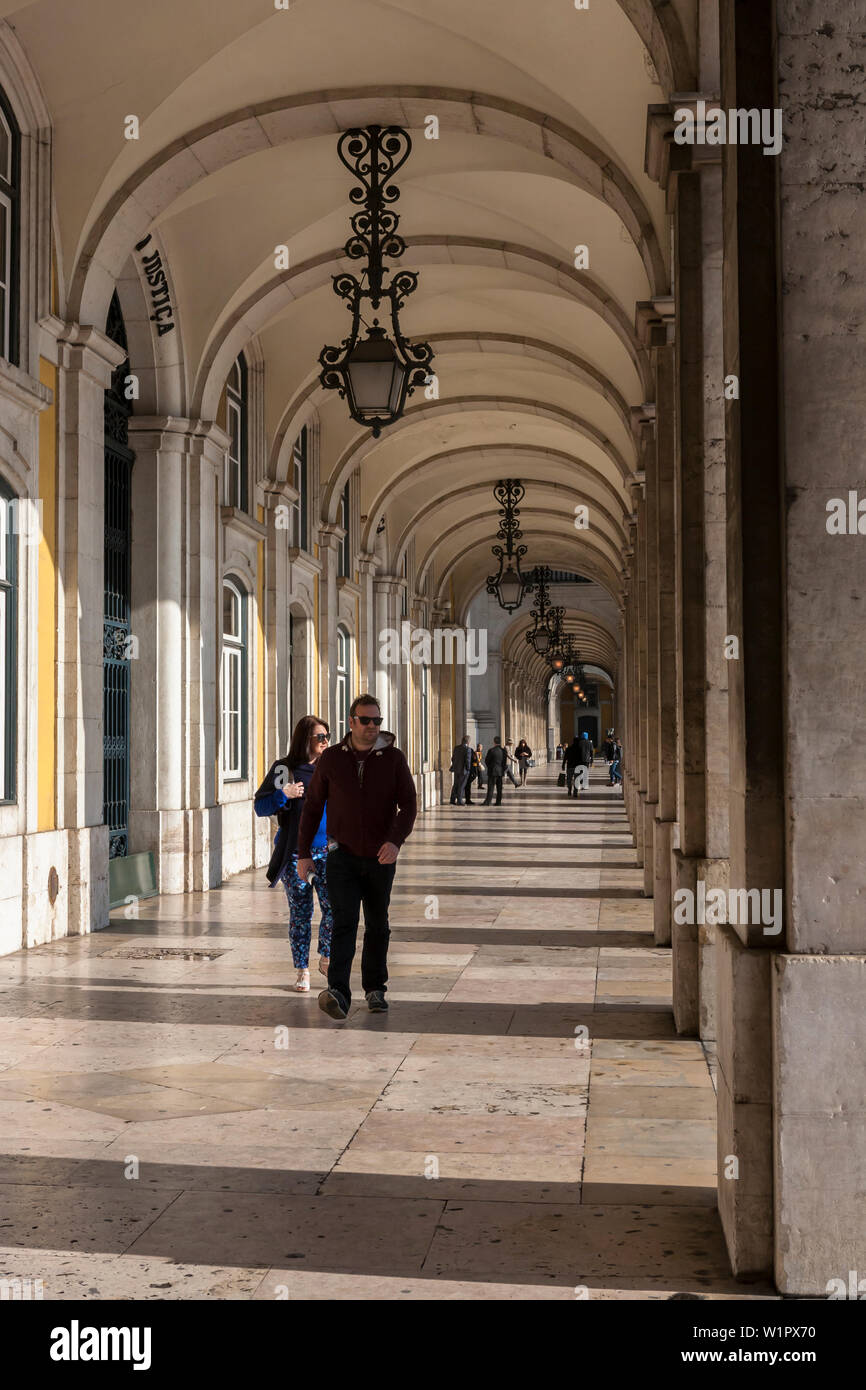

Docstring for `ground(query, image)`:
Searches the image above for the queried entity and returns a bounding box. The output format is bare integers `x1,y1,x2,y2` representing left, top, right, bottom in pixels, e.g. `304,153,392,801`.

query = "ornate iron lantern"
525,566,559,654
319,126,434,437
546,609,566,668
486,480,530,613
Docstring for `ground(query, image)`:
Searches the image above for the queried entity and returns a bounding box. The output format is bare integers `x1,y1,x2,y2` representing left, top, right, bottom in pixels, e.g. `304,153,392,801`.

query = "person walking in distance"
254,715,333,993
484,736,508,805
503,739,520,789
297,695,417,1019
469,743,486,804
563,732,594,797
449,734,473,806
515,738,532,786
610,738,623,789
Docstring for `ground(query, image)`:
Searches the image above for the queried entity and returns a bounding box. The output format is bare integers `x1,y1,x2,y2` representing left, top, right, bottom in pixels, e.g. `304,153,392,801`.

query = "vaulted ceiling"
6,0,698,670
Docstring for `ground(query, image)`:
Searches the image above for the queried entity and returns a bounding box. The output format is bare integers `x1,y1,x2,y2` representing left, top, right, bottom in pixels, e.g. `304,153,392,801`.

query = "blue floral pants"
281,847,333,968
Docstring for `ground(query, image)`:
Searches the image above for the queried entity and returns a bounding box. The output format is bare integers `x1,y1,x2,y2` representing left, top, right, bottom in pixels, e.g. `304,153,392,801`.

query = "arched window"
0,86,20,364
221,577,248,780
290,426,308,550
225,355,248,512
401,551,409,620
336,625,350,741
0,478,17,801
338,481,350,578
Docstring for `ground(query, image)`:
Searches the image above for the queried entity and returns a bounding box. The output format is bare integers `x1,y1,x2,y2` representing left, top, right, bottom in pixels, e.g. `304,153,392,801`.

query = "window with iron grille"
225,356,248,512
0,87,19,365
103,293,134,858
336,626,350,741
221,578,248,780
0,479,16,801
338,481,350,578
290,427,308,549
420,662,429,768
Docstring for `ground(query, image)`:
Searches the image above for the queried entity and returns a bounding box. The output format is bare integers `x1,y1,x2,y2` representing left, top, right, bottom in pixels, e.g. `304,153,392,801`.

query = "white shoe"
318,955,329,978
295,968,310,993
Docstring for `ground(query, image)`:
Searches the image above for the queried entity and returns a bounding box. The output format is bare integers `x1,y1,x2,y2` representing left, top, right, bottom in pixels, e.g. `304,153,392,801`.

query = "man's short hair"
349,693,381,718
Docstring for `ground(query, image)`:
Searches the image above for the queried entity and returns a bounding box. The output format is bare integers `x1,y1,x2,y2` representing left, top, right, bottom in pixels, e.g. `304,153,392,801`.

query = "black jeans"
484,774,503,804
325,847,396,1006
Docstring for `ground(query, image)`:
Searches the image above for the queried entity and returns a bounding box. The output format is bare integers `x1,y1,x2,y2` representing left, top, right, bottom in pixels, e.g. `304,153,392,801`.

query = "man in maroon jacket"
297,694,417,1019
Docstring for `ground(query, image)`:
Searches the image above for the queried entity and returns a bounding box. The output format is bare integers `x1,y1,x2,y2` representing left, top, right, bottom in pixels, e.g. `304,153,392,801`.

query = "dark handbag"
557,772,566,788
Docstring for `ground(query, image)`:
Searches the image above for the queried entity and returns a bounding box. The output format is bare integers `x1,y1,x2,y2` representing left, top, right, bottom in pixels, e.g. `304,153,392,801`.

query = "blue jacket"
254,759,327,885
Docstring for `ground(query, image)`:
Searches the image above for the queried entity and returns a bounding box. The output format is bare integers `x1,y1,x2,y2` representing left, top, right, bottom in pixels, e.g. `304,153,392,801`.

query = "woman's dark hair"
287,714,330,770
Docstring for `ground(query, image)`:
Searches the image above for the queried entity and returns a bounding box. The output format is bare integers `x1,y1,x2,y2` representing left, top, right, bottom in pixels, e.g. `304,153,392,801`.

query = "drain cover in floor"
102,947,227,962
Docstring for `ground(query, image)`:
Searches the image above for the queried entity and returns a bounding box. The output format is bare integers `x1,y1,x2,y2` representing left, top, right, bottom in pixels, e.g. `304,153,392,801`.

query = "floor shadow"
0,1152,775,1294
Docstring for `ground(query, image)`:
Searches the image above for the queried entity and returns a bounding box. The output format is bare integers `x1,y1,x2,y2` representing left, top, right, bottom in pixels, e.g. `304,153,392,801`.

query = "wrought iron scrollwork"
319,125,434,435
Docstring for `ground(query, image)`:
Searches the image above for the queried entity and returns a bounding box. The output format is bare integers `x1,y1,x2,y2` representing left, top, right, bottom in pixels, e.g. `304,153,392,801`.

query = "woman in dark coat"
515,739,532,785
254,715,333,993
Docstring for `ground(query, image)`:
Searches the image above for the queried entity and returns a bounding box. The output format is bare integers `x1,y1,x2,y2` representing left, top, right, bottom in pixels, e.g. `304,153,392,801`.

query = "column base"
716,925,774,1279
652,817,674,946
773,954,866,1295
642,799,657,897
66,826,110,936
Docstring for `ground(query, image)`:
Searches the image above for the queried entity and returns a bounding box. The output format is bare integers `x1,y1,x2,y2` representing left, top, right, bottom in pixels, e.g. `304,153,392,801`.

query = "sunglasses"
313,733,330,743
354,715,383,726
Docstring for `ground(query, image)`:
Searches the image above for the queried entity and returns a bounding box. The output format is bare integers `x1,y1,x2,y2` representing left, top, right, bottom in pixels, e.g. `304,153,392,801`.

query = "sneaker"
318,987,348,1020
366,990,389,1013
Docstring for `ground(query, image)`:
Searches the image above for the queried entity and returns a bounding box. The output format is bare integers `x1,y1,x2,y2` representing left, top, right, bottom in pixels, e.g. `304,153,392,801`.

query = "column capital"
127,416,230,460
635,299,676,349
319,522,346,552
373,573,403,597
57,322,127,387
645,95,722,211
358,551,379,577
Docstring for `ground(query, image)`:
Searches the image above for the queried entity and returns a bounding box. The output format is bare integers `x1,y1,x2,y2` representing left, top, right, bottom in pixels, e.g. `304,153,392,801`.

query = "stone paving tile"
125,1192,444,1273
0,768,738,1299
0,1250,268,1300
422,1201,737,1284
323,1148,584,1203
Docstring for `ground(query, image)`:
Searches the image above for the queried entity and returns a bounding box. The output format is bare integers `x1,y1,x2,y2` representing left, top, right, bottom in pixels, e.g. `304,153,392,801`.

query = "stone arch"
195,235,653,423
324,397,634,531
269,331,636,473
363,443,631,559
69,86,672,331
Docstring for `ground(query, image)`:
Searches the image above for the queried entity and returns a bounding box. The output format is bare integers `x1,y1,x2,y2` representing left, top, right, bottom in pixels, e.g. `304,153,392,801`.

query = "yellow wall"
37,358,58,831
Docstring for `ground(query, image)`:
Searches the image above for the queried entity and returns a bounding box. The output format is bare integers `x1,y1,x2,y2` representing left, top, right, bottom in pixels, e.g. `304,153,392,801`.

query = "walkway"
0,766,775,1299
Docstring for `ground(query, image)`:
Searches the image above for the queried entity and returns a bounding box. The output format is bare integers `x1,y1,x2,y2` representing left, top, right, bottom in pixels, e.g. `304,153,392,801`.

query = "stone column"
318,524,344,729
772,0,866,1295
357,552,378,691
262,477,295,759
716,0,785,1280
56,324,126,934
372,574,401,733
645,95,727,1040
127,417,226,894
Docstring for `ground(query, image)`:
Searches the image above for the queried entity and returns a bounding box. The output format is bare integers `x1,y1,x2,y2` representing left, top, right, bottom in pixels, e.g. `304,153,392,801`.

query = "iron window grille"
225,355,248,513
0,479,16,801
0,86,19,365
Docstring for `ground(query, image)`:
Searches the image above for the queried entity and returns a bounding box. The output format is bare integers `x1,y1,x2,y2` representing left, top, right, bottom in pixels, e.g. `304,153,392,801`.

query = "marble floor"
0,765,777,1300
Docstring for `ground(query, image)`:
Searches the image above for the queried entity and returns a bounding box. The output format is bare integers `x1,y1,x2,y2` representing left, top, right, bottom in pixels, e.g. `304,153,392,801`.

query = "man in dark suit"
484,736,508,805
449,734,473,805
